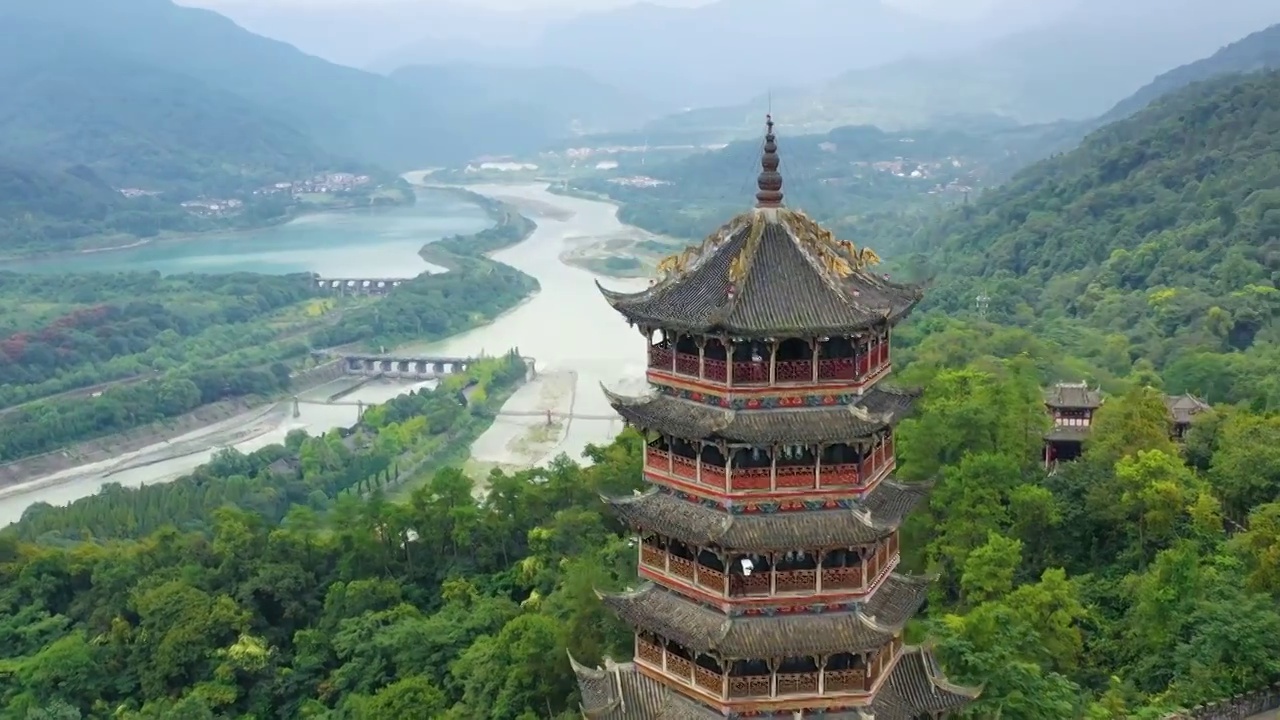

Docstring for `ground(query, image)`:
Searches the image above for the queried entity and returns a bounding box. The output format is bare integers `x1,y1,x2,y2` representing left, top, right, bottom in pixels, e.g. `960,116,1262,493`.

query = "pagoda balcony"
646,336,891,389
643,439,895,494
638,534,899,600
633,635,902,702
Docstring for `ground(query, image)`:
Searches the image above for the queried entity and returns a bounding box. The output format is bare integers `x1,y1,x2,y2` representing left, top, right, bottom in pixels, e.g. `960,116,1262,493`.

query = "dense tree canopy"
3,335,1279,719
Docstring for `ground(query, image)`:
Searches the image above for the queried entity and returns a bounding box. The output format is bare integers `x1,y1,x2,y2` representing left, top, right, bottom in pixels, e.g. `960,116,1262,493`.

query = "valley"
4,1,1280,719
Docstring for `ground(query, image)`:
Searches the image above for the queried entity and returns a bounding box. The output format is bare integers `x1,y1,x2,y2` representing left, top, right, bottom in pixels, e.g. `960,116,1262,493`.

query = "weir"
339,354,538,381
315,277,409,295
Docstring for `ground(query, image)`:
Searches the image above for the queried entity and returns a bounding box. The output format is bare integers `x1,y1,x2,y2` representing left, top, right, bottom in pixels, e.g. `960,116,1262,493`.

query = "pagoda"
571,117,980,719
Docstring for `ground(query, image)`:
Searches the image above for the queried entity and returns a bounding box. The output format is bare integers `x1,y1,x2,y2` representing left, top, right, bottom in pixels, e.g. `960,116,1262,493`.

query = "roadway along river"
0,182,657,525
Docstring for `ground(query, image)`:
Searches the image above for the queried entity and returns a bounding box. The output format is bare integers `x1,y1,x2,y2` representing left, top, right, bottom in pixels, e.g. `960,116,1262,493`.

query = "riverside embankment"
0,189,542,526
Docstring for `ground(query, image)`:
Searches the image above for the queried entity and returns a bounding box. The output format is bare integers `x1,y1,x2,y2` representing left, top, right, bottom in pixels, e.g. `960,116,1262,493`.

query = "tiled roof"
1165,393,1211,424
601,584,897,659
1044,382,1102,408
606,481,930,551
597,209,922,337
603,385,918,445
874,646,982,717
570,655,723,720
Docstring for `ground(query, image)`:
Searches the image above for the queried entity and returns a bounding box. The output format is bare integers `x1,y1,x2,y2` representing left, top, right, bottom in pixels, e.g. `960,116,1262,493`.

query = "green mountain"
0,0,625,181
0,23,336,196
901,69,1280,376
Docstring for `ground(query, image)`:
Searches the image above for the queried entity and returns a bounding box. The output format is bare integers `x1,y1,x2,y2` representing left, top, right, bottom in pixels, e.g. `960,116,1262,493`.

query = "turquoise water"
3,190,492,276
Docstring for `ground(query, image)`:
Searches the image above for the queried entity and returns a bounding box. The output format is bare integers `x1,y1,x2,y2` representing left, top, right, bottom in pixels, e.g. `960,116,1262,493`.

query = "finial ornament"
755,113,783,208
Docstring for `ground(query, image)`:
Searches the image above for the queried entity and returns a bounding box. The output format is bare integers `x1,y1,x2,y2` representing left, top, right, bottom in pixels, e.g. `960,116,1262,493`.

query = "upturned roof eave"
603,302,919,339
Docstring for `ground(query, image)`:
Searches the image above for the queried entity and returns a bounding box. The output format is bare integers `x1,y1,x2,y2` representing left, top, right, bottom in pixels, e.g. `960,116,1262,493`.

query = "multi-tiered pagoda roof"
603,385,919,444
606,480,928,551
572,116,979,719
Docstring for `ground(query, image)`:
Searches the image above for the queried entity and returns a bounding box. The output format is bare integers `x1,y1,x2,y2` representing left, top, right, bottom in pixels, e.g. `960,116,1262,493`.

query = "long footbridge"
335,353,537,380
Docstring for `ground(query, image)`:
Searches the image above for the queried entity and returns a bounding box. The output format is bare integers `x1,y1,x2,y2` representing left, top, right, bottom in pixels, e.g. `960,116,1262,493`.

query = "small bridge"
343,354,474,379
316,277,410,295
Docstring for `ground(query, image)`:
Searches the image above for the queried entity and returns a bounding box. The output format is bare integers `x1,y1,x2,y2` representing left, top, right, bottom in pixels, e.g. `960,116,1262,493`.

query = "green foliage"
0,271,319,405
10,353,528,541
0,422,643,719
901,71,1280,397
3,331,1280,718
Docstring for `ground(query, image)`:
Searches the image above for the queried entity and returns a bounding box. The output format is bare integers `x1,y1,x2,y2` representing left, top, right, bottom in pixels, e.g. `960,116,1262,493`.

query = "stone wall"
1165,685,1280,720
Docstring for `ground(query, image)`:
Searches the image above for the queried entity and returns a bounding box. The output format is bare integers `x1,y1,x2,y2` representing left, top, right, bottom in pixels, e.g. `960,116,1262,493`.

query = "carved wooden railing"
701,463,727,489
671,455,697,481
694,665,722,695
666,654,694,683
728,674,772,699
729,571,771,597
647,345,890,386
818,357,858,381
668,555,696,582
732,466,772,491
674,353,700,376
643,547,894,596
704,358,728,382
636,637,891,701
776,463,816,489
644,447,670,472
648,345,673,370
821,463,862,487
775,569,818,594
775,360,813,383
825,669,868,693
696,565,725,594
776,672,820,696
821,566,863,591
640,543,665,570
636,638,664,667
732,361,770,385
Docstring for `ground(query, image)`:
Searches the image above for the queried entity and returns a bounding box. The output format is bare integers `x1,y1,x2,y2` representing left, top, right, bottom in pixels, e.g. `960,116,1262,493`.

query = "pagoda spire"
755,114,784,208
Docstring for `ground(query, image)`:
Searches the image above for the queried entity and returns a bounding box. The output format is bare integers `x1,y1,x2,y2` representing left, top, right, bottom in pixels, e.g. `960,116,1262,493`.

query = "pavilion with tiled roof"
572,115,980,719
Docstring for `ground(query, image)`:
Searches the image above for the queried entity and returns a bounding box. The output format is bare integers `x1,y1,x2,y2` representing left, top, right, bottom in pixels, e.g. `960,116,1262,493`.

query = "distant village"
116,172,374,218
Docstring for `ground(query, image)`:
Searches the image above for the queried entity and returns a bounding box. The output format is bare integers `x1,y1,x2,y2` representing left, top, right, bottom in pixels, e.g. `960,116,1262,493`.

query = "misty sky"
193,0,1007,20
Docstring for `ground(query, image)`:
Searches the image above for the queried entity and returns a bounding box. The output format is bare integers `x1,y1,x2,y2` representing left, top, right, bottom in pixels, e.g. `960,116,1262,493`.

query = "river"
0,182,655,526
3,189,490,275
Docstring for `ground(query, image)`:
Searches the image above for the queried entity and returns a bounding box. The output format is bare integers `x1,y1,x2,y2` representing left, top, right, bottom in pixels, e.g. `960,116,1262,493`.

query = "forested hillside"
900,70,1280,401
4,335,1280,718
0,0,633,175
0,23,336,196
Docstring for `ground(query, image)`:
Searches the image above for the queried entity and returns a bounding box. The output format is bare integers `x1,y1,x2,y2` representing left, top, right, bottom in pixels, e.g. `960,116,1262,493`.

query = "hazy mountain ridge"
388,64,644,140
0,0,639,182
374,0,1039,108
1098,22,1280,124
0,18,337,195
640,0,1280,140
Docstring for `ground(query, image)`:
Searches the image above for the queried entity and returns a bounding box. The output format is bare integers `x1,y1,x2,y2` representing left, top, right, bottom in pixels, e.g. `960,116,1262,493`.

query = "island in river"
0,181,654,526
